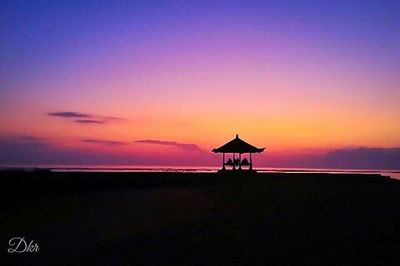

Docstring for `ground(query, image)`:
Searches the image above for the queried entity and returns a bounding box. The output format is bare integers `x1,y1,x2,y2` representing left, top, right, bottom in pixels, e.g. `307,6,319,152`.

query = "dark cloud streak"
48,112,90,118
135,139,203,152
75,119,106,124
81,139,129,146
47,111,123,125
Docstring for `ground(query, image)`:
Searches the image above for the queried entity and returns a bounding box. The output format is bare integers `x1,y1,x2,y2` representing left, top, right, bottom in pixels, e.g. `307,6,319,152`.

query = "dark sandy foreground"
1,171,400,265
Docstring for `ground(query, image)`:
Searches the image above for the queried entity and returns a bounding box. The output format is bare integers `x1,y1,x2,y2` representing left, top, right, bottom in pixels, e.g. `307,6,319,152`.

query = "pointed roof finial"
236,134,239,138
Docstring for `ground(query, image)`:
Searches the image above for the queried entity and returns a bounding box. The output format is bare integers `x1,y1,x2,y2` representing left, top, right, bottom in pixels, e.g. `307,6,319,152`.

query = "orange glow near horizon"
2,104,399,152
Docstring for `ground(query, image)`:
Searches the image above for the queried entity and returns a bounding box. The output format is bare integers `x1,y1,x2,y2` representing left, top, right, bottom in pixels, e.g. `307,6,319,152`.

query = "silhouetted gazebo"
212,134,265,171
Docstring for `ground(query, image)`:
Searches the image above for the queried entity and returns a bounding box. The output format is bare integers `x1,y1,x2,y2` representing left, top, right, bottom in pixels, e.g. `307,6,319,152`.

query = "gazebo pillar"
249,153,253,170
222,153,225,170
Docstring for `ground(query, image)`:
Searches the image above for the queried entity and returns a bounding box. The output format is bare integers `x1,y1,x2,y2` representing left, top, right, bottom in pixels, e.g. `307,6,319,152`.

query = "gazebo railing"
222,153,253,170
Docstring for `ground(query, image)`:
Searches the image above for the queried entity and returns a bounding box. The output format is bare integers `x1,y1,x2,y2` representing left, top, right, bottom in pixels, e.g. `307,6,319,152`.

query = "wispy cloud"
47,111,123,124
320,147,400,169
10,135,50,147
75,119,106,124
48,112,90,118
262,146,400,170
135,139,203,152
81,139,129,146
18,135,48,142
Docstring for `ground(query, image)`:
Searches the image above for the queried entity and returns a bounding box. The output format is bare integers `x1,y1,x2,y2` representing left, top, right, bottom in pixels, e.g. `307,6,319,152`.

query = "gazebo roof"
212,135,265,154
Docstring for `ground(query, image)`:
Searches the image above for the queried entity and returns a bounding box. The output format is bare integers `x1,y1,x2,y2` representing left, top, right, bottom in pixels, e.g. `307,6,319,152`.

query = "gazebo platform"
217,168,258,174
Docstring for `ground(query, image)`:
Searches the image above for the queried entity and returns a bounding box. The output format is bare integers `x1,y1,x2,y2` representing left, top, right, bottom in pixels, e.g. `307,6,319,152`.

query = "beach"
2,171,400,265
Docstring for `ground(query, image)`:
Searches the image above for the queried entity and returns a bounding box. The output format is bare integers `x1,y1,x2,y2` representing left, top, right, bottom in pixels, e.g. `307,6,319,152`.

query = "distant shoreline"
1,165,399,172
1,166,399,179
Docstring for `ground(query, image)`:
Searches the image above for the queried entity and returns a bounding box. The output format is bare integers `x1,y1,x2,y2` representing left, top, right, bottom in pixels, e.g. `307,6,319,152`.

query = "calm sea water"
2,164,399,180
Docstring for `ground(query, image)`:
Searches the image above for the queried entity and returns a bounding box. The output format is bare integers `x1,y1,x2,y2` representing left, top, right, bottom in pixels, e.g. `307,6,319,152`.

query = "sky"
1,0,399,169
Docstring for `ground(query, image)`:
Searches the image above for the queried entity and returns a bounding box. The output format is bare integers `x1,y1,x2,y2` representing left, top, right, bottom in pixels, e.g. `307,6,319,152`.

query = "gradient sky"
1,0,399,168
